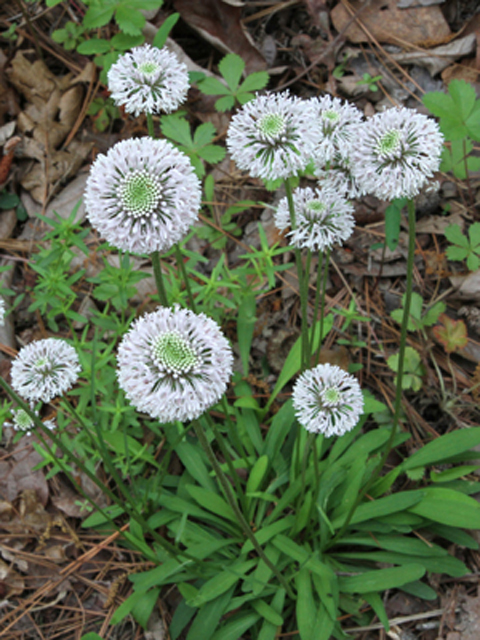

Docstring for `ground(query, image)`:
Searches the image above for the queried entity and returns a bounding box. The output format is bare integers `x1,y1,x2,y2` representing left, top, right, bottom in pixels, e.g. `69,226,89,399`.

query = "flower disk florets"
107,44,189,116
309,95,364,168
226,92,321,181
350,107,444,200
274,185,355,251
117,306,233,423
4,407,56,435
11,338,80,403
292,363,364,436
85,138,201,254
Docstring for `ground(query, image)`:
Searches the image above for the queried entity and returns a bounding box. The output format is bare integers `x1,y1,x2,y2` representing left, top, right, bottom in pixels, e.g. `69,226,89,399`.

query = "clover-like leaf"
432,314,468,354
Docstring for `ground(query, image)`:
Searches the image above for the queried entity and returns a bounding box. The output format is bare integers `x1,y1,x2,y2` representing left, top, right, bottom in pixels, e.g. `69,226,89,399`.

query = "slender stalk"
326,198,417,548
193,419,295,598
151,250,169,306
175,244,196,311
284,178,309,371
146,112,155,138
295,432,315,520
316,248,331,365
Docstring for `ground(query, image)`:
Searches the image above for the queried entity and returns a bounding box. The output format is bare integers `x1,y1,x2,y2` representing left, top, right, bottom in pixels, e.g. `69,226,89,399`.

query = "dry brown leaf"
0,558,25,597
331,0,451,46
174,0,266,73
0,445,49,506
416,211,466,234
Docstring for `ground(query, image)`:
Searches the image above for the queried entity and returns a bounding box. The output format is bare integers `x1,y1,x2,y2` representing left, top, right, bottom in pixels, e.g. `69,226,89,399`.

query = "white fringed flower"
226,92,321,181
350,107,444,200
11,339,81,403
292,363,363,436
0,299,5,326
85,138,201,254
117,306,233,423
107,44,189,116
310,95,363,168
5,406,56,435
274,185,355,251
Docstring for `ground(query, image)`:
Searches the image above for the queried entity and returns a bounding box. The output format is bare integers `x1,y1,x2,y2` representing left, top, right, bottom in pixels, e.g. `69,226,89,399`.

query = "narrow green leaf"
401,428,480,471
152,12,180,49
251,598,283,626
340,564,425,594
331,491,425,529
210,612,261,640
185,485,238,523
257,589,286,640
190,560,256,608
409,487,480,528
187,586,235,640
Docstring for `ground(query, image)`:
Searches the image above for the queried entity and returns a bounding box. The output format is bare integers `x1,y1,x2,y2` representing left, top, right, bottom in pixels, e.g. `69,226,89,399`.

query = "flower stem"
284,178,310,371
146,112,155,138
175,244,196,311
151,250,169,307
313,248,331,365
192,419,295,598
326,198,417,548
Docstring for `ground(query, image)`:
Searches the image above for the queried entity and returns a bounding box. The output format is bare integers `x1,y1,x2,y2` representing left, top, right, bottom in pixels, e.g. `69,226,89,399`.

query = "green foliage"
387,347,425,391
0,189,27,221
384,198,407,251
391,291,445,333
82,0,163,35
423,79,480,179
444,222,480,271
160,113,226,178
51,21,86,50
356,73,383,92
197,53,269,111
87,96,121,132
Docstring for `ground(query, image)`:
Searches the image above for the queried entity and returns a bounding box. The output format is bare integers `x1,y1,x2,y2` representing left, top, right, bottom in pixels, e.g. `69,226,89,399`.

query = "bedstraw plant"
3,43,480,640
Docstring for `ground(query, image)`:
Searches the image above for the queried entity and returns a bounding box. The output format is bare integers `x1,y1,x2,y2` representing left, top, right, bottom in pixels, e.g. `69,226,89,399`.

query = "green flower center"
323,110,340,122
119,170,162,218
377,129,401,156
139,61,159,76
322,387,342,406
14,409,34,431
306,200,326,214
258,113,286,140
152,331,198,376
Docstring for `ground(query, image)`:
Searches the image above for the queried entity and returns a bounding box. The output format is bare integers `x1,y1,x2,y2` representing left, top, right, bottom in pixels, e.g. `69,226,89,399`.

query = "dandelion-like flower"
10,338,80,403
292,363,363,436
84,138,201,255
107,44,189,116
117,306,233,423
4,406,55,435
274,185,355,251
310,95,363,168
226,92,321,181
350,107,444,200
0,298,5,326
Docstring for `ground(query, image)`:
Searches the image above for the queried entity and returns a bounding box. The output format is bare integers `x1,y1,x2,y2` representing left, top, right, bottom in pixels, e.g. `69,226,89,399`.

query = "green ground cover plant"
2,37,480,640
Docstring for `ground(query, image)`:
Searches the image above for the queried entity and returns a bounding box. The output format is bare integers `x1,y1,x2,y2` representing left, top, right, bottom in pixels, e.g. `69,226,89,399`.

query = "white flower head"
11,338,81,403
226,92,321,181
117,306,233,423
350,107,444,200
85,138,201,255
0,298,5,326
5,406,56,436
274,185,355,251
107,44,189,116
310,95,363,168
292,363,363,436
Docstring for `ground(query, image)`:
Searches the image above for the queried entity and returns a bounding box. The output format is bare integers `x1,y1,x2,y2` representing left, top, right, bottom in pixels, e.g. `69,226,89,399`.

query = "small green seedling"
444,222,480,271
197,53,269,111
387,346,425,391
356,73,383,92
391,291,446,333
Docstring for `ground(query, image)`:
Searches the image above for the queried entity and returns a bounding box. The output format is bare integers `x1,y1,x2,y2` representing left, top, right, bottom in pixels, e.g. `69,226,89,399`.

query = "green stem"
316,248,331,365
193,419,295,599
284,178,309,371
295,432,315,520
326,198,417,548
175,244,196,311
151,251,169,307
146,112,155,138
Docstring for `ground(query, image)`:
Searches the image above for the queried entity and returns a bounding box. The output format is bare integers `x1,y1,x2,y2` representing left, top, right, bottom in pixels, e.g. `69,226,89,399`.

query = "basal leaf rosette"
274,185,355,251
292,363,364,436
107,44,189,116
309,95,364,169
117,306,234,423
85,138,201,255
226,92,321,181
350,107,444,200
11,338,81,403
